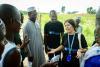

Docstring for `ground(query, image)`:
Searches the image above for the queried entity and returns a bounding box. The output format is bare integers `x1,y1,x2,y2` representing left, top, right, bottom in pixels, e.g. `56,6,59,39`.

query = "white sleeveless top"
0,41,16,67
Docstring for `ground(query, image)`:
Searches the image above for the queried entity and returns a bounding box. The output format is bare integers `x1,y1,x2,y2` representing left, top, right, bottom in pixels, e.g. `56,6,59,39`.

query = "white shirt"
0,41,16,67
76,25,82,33
81,43,100,67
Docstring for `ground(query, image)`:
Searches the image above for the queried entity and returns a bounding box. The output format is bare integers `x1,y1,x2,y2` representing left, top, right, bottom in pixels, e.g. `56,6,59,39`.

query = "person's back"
0,4,21,67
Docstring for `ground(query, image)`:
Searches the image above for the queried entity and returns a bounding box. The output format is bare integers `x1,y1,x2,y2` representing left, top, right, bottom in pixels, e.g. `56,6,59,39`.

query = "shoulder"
80,33,85,38
77,33,84,37
78,25,82,28
84,45,100,60
56,21,63,24
26,20,33,25
45,21,52,26
3,48,21,67
3,42,21,67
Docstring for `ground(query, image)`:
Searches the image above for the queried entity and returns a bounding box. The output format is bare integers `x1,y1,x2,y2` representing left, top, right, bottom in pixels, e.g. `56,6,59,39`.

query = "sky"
0,0,100,13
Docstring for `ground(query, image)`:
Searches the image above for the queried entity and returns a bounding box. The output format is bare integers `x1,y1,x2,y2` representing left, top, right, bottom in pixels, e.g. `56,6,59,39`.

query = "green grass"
23,13,96,47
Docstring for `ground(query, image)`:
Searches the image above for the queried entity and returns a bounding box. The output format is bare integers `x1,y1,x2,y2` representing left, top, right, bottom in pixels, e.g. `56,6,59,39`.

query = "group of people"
0,3,100,67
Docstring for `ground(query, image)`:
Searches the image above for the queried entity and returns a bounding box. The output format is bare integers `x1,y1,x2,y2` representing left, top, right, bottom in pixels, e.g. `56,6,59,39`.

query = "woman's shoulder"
77,33,85,37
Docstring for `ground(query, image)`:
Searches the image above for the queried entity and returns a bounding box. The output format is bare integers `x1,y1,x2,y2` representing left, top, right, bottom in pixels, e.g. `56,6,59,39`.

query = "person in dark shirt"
48,19,87,67
44,10,64,60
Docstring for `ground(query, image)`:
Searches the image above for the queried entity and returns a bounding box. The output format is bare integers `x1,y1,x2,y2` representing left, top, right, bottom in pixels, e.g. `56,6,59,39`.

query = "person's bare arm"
20,35,30,49
48,45,64,54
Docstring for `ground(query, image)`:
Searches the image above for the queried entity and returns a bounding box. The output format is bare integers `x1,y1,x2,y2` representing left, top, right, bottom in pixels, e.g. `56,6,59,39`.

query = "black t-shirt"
44,20,64,48
62,33,87,61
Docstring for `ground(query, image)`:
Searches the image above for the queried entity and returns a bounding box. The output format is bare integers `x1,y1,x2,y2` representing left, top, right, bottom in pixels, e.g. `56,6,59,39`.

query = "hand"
40,62,58,67
47,49,56,55
21,34,30,48
76,49,83,59
23,34,30,45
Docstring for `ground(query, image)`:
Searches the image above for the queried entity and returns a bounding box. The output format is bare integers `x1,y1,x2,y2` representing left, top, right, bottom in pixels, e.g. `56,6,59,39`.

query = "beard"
30,17,36,22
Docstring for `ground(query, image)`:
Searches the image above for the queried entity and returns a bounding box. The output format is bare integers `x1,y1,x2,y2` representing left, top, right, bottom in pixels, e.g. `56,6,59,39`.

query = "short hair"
0,4,21,26
49,10,57,15
64,19,76,30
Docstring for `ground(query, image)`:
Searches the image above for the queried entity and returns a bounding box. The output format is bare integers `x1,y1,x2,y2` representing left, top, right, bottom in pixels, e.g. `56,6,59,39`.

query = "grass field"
23,13,96,47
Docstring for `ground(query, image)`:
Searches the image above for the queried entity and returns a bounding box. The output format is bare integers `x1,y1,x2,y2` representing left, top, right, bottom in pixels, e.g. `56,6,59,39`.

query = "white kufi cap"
27,7,36,12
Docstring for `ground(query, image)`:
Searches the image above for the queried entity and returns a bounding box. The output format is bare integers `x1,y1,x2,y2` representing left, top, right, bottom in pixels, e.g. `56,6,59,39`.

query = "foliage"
87,7,96,14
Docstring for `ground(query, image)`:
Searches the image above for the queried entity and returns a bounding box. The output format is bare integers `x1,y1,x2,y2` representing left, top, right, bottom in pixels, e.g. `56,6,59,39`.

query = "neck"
51,19,57,22
6,31,14,42
68,31,76,35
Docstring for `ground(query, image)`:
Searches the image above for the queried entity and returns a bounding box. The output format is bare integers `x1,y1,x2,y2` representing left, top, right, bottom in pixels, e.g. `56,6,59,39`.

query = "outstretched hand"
48,49,56,55
21,34,30,49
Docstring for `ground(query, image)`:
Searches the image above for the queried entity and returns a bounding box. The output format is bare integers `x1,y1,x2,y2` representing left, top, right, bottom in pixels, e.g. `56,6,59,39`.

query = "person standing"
75,17,83,33
48,19,87,67
44,10,64,60
23,7,46,67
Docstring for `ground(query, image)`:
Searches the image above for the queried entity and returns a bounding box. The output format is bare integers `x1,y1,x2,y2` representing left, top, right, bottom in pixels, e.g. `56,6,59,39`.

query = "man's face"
50,11,57,21
29,10,37,22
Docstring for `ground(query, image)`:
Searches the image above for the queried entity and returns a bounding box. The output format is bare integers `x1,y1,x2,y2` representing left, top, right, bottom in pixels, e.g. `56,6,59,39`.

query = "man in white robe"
23,7,46,67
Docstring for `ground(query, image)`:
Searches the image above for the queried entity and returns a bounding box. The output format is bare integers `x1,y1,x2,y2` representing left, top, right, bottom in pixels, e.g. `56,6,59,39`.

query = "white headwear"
27,7,36,12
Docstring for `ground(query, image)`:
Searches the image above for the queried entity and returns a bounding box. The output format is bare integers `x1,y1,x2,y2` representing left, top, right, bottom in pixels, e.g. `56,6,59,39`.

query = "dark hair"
64,19,76,30
0,4,20,26
50,10,57,15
